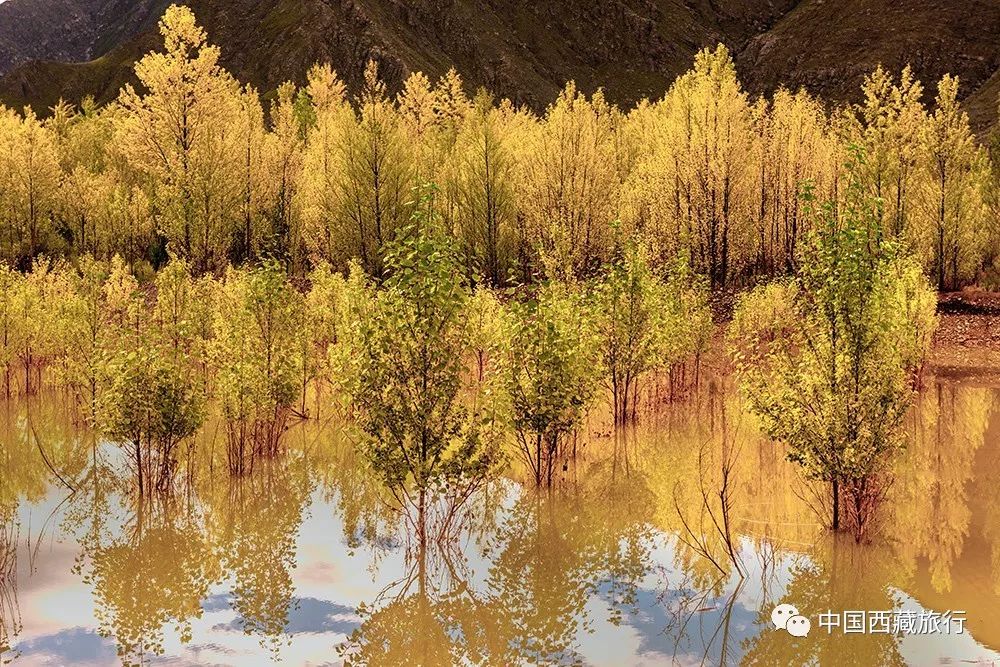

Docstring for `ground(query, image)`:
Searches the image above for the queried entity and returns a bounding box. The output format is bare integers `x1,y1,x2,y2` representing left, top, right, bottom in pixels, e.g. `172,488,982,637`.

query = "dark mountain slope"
0,0,796,111
0,0,168,73
0,0,102,73
0,0,997,134
735,0,1000,131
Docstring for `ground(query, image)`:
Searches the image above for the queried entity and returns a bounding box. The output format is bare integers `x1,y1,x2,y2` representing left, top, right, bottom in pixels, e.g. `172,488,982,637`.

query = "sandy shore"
930,290,1000,383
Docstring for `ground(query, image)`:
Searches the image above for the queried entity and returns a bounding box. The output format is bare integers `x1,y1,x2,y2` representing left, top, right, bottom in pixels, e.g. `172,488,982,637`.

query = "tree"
10,259,73,394
855,66,926,240
464,285,510,387
298,64,353,266
641,46,755,288
113,5,244,273
97,345,205,495
505,282,600,486
917,74,988,290
309,258,373,413
0,108,61,267
53,256,144,422
592,243,710,425
231,85,267,265
397,72,441,185
211,262,304,475
450,93,518,286
729,150,937,538
345,191,503,505
752,88,835,273
150,256,217,402
260,82,304,266
518,84,619,280
0,266,19,394
340,61,413,276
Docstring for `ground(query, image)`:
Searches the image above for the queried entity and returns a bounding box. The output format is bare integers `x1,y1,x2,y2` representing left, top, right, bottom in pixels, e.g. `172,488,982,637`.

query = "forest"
6,3,1000,664
0,3,988,538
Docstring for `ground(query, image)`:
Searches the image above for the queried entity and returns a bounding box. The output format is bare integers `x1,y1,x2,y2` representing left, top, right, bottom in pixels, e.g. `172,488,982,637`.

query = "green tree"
729,151,937,538
505,282,600,486
97,346,205,495
592,243,710,425
346,192,503,505
211,262,304,475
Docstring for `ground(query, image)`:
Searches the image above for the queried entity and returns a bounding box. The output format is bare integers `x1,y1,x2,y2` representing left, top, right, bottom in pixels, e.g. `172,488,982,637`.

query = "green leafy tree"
97,346,205,495
729,151,937,539
505,282,600,486
309,259,374,415
211,262,304,475
592,243,710,425
346,191,503,506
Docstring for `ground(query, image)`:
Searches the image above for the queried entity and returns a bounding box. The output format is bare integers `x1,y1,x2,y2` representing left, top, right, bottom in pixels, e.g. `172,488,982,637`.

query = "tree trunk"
832,478,840,531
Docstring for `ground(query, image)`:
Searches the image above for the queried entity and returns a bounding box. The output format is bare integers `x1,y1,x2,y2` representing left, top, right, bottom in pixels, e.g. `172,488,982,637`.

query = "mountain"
0,0,168,73
0,0,797,110
0,0,999,133
735,0,1000,131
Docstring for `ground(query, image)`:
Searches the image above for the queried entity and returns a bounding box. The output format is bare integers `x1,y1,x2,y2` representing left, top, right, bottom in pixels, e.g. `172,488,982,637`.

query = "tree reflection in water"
0,517,20,662
741,539,906,667
1,378,999,665
77,495,220,665
203,458,312,656
339,427,657,666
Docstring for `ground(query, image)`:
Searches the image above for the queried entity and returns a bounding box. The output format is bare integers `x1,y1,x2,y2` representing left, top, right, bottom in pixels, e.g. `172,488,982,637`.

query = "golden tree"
0,108,61,266
260,82,304,265
299,64,353,265
916,74,988,290
886,67,926,238
232,84,268,264
627,46,755,287
340,61,413,276
752,88,834,273
397,71,441,184
113,4,244,273
449,93,519,286
518,83,619,280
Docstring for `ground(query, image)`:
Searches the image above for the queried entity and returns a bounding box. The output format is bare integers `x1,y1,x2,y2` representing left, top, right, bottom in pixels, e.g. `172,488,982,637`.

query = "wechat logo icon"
772,604,811,637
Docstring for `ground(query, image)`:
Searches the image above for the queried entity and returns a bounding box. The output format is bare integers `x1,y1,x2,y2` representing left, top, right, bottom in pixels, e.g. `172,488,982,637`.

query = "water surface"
1,371,999,666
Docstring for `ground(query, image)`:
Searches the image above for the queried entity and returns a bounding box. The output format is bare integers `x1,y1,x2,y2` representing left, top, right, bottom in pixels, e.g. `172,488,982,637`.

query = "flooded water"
1,370,999,666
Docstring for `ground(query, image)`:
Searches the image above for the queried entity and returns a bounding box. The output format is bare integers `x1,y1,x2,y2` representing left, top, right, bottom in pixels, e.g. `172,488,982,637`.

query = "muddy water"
1,372,998,666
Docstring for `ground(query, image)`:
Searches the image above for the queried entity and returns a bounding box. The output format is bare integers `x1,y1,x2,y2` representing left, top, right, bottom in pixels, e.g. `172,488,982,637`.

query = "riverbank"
931,289,1000,383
